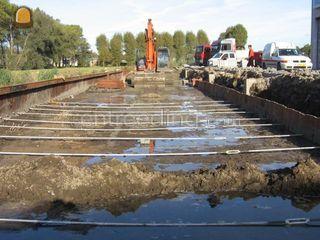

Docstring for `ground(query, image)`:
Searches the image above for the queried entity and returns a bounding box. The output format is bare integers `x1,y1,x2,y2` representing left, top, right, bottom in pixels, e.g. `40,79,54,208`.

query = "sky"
10,0,311,52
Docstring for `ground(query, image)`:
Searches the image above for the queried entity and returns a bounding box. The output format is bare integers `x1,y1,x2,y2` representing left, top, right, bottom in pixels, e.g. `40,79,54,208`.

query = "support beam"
0,134,302,141
0,123,280,132
1,118,274,126
0,147,317,157
36,104,232,110
50,100,224,106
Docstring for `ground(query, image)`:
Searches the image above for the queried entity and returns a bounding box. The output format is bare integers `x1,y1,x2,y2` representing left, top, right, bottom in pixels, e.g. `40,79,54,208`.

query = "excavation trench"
0,70,319,238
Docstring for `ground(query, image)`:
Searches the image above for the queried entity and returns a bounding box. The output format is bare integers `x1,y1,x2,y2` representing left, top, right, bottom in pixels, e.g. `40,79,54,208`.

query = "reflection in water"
0,192,320,240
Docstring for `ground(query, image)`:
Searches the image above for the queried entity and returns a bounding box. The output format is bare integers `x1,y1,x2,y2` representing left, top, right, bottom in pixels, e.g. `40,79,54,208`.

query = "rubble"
183,67,320,117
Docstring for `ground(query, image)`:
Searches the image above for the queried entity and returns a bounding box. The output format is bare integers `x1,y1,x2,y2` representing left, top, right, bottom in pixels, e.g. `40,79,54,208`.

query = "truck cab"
262,42,313,70
195,45,212,66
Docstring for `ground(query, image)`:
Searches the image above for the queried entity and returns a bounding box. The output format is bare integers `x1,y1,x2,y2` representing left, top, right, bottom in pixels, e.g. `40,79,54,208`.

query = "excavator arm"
145,19,157,71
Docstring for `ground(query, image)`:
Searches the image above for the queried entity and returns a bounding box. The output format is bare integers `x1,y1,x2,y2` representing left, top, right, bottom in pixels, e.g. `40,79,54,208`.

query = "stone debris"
183,67,320,117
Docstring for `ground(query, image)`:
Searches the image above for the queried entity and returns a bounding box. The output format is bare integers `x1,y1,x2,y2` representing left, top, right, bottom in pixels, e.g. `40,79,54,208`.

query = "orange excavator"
145,19,157,71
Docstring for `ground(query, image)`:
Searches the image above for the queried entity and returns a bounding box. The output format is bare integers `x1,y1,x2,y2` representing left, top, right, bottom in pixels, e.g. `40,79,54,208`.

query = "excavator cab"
157,47,170,69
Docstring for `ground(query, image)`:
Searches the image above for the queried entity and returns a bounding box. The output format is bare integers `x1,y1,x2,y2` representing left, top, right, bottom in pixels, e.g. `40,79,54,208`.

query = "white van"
208,52,238,68
262,42,312,70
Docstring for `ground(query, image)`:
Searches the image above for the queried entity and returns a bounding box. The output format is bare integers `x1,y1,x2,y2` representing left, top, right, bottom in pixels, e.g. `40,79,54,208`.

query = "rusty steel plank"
0,71,122,96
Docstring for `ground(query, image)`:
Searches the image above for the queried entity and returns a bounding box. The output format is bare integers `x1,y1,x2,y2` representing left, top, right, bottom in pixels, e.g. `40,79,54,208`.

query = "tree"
220,24,248,49
123,32,136,65
185,31,197,64
299,44,311,57
135,32,145,59
110,33,122,66
160,32,174,60
197,30,209,45
173,30,186,64
96,34,111,66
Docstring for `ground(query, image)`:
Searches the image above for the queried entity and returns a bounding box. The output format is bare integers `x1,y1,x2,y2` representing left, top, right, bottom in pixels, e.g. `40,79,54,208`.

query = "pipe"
29,107,247,115
36,104,233,110
0,147,317,157
20,111,253,118
2,118,269,126
0,123,280,132
50,100,225,106
0,217,317,227
0,134,302,141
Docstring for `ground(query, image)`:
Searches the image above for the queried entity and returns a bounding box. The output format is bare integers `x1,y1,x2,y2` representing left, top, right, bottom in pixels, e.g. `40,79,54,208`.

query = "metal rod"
29,107,246,115
0,134,302,141
0,217,316,227
0,147,318,157
50,100,225,106
20,111,251,118
37,104,229,109
0,124,279,132
2,118,266,126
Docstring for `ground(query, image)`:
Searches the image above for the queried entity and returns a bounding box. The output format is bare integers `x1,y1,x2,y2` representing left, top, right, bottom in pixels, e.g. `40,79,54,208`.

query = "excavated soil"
0,158,319,207
184,67,320,117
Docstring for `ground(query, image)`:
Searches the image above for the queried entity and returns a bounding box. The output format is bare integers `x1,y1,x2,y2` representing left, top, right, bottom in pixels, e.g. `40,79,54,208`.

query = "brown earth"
184,67,320,117
0,157,319,207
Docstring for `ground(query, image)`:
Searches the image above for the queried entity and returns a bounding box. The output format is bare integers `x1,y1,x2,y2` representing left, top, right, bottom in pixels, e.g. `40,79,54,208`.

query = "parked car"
208,52,237,68
262,42,312,70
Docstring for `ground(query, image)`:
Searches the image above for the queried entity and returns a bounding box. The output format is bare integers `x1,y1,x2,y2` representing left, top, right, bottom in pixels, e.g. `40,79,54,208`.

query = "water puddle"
0,193,319,239
154,163,220,172
259,162,297,172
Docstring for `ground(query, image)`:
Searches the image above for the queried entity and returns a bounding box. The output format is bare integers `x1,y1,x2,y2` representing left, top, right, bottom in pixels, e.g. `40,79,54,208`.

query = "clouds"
10,0,311,51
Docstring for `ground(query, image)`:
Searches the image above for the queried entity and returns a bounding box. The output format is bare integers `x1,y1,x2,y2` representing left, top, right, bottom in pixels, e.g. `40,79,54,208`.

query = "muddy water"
0,193,319,240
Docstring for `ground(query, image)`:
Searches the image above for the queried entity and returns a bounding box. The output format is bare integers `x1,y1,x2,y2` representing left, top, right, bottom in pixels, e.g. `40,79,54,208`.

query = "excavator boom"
145,19,157,71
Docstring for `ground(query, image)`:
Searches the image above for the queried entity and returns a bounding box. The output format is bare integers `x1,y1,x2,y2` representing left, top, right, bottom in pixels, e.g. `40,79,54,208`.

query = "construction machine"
131,19,176,89
145,19,157,71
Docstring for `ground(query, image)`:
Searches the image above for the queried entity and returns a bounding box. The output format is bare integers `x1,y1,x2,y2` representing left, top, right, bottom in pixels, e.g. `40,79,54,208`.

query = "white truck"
208,38,248,68
208,52,237,68
262,42,312,70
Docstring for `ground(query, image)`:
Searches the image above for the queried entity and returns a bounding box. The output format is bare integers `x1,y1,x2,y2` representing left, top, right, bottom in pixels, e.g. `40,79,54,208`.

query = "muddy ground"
0,71,319,217
0,158,319,207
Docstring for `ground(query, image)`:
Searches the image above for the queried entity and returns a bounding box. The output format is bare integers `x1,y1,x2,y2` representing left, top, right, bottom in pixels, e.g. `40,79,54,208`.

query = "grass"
0,66,122,87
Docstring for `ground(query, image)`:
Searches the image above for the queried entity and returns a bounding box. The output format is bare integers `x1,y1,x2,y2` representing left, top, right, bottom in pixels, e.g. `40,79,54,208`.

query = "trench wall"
0,71,125,117
197,81,320,145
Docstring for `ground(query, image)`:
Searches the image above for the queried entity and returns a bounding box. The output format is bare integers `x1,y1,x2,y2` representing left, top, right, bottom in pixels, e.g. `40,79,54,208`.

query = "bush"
0,69,12,86
38,68,59,81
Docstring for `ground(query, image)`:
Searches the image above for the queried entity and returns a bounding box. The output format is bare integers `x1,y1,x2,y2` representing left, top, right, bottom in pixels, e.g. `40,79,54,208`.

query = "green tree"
197,30,209,45
220,24,248,49
123,32,136,65
299,44,311,57
135,32,145,59
110,33,122,66
185,31,197,64
173,30,186,64
96,34,111,66
160,32,174,60
0,2,92,70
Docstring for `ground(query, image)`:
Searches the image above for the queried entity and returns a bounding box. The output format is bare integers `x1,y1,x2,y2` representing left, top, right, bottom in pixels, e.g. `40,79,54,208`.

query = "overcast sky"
11,0,311,51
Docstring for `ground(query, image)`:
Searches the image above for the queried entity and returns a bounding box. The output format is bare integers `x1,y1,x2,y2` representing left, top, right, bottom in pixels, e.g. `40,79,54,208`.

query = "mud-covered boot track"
0,158,319,206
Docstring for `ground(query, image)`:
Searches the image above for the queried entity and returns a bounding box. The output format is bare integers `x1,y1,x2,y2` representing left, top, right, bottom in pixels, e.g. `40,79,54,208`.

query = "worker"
247,45,255,67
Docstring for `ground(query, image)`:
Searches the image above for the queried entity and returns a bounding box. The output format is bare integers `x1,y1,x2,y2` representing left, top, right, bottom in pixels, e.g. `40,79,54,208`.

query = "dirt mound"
0,158,319,206
184,67,320,117
258,71,320,116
